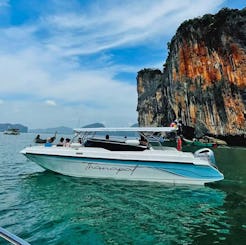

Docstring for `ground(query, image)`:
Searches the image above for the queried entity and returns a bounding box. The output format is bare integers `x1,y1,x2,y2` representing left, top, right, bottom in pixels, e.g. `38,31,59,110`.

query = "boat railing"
0,227,30,245
73,129,175,151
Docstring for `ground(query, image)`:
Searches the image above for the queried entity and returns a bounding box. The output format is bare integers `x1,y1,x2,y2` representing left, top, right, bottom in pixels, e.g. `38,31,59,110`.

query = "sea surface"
0,133,245,245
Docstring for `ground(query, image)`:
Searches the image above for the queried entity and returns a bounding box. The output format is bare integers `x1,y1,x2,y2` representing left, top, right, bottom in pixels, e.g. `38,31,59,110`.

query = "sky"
0,0,244,129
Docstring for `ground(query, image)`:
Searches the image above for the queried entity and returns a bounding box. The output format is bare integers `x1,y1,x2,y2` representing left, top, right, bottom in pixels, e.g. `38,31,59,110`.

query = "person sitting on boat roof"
170,120,178,129
57,137,65,147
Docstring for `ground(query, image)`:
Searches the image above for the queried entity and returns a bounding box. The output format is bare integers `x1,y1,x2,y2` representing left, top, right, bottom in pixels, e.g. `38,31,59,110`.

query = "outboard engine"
194,148,216,166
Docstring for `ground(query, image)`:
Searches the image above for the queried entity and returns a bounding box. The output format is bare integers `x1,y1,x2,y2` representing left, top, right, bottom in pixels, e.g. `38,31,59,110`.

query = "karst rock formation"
137,8,246,143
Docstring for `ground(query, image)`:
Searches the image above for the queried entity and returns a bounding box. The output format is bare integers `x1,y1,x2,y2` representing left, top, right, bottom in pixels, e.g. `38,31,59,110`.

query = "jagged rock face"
137,69,170,126
137,69,176,127
137,8,246,136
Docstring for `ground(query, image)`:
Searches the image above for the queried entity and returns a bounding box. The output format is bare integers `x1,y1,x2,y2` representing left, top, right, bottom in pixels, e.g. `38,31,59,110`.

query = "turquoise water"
0,133,245,245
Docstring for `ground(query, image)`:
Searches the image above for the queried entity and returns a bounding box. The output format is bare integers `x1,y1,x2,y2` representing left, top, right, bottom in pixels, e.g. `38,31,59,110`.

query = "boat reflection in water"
21,127,224,185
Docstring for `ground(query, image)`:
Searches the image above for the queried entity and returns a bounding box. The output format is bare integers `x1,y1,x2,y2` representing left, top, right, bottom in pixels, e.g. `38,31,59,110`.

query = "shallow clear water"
0,133,245,244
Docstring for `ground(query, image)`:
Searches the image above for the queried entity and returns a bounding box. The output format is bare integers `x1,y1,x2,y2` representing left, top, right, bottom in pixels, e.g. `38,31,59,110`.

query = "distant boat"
182,137,216,147
3,128,20,135
21,127,224,185
161,135,227,148
202,136,227,146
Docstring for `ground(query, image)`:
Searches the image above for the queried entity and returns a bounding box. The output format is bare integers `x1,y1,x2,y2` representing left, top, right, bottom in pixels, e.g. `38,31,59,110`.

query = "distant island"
1,122,138,135
29,123,106,134
0,123,28,133
82,123,105,128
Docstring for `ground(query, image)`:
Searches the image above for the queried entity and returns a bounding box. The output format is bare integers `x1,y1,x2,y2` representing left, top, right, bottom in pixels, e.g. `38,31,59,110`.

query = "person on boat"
57,137,65,147
35,134,41,140
139,135,147,146
78,137,82,144
47,131,57,143
105,134,109,140
177,119,183,136
34,134,47,144
170,121,176,128
170,120,178,129
65,138,71,147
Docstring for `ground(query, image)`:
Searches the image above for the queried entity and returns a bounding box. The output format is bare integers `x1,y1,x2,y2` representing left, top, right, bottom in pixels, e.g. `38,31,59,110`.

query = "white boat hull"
21,146,224,185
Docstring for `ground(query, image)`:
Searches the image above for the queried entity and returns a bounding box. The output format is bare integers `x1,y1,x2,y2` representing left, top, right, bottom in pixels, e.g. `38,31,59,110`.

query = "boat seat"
70,143,82,148
125,139,140,146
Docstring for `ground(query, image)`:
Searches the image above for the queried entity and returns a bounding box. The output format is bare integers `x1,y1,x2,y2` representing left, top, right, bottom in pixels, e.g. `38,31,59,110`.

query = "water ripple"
0,134,245,244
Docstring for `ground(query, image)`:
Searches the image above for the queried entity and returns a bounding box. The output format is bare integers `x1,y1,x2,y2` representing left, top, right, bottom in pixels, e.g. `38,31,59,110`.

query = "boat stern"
194,148,224,183
194,148,216,165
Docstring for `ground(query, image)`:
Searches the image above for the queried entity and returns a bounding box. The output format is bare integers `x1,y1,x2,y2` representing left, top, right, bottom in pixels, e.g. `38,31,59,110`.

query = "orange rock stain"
173,41,246,89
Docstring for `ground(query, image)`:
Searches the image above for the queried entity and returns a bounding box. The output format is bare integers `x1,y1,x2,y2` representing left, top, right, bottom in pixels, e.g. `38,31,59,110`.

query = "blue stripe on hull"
26,153,223,180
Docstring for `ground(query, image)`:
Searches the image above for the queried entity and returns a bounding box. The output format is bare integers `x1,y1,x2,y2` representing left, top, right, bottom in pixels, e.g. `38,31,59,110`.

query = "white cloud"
41,0,225,56
0,0,225,128
45,100,57,106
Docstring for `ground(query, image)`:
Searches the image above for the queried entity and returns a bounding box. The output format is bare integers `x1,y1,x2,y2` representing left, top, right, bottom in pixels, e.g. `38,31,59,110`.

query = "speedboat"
20,127,224,185
182,137,216,147
3,128,20,135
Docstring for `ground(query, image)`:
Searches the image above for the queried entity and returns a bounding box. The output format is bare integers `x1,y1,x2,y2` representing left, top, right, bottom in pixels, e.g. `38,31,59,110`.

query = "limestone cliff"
137,8,246,138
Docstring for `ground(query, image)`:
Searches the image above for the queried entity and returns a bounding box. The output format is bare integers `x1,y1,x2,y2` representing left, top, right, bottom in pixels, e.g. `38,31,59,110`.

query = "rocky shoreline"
208,134,246,147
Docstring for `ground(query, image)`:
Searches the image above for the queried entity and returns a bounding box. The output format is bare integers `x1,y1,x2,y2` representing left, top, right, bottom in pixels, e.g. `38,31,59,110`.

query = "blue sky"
0,0,244,128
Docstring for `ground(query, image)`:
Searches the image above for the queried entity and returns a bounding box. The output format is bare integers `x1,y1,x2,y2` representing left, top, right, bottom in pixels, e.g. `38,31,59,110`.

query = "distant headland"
0,122,140,135
0,123,28,133
29,123,105,134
